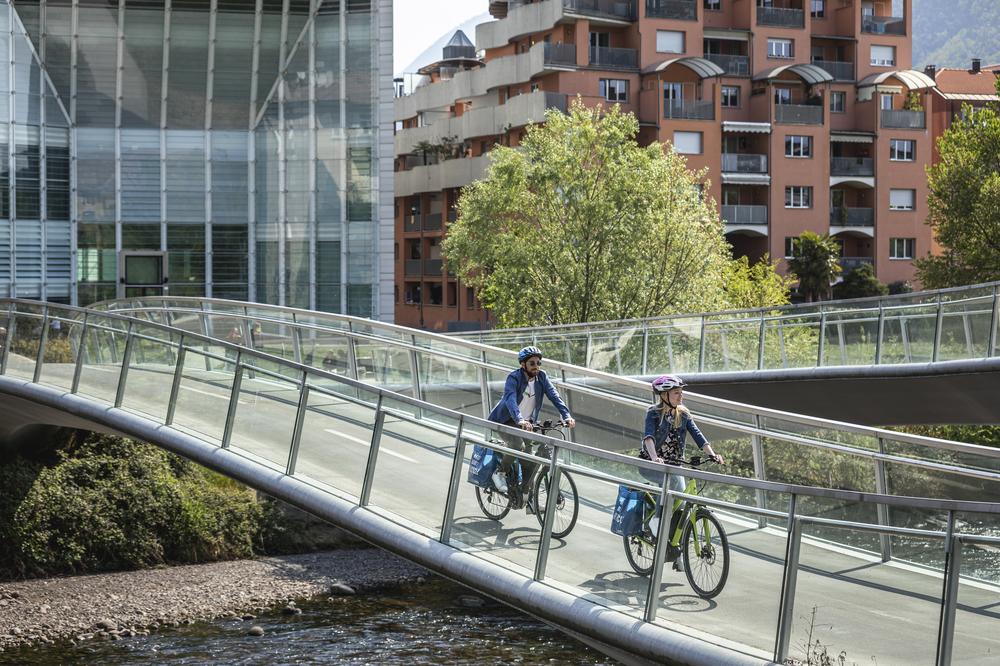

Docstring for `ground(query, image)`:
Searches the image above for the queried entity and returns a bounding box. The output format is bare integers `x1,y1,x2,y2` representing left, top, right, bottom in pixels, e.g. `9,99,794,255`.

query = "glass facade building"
0,0,393,320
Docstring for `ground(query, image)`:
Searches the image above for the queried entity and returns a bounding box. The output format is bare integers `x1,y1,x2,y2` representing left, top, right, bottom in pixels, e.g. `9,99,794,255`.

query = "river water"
0,579,615,665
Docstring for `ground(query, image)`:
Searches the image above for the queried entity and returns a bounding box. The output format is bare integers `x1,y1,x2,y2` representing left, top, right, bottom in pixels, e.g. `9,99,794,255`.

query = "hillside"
913,0,1000,69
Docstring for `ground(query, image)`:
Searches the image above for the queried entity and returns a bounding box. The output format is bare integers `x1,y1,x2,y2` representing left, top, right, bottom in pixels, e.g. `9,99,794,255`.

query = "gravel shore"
0,549,427,651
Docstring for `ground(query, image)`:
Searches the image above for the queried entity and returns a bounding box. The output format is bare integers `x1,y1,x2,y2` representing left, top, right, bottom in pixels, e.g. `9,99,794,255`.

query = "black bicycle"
622,455,730,599
475,420,580,539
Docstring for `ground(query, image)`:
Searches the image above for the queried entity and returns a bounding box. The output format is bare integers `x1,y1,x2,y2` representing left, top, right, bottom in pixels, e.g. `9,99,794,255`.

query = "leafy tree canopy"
787,231,842,302
443,99,786,327
832,262,888,300
915,78,1000,288
723,254,793,310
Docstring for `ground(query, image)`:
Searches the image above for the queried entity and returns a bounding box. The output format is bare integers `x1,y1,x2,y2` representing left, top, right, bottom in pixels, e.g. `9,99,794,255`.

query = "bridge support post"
291,313,302,364
534,444,563,582
751,415,768,528
165,341,187,426
932,301,944,363
346,322,359,380
697,317,706,372
33,306,50,384
221,352,244,449
874,437,893,562
816,310,826,367
936,511,960,666
988,286,999,358
875,303,885,364
409,337,422,402
478,354,490,420
1,304,16,376
71,313,89,394
439,418,466,545
286,372,310,476
641,325,649,374
360,397,386,507
114,321,136,408
757,311,766,370
200,304,213,371
774,495,801,664
643,478,674,623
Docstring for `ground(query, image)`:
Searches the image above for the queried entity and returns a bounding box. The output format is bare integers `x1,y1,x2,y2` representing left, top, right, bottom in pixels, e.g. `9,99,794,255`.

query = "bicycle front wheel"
533,470,579,539
681,509,729,599
476,485,511,521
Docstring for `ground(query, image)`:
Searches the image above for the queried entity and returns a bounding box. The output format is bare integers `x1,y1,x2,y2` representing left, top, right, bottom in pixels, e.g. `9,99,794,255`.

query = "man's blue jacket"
487,368,571,425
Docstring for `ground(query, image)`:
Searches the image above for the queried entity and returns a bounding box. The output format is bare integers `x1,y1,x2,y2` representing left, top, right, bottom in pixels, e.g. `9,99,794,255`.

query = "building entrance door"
118,252,168,298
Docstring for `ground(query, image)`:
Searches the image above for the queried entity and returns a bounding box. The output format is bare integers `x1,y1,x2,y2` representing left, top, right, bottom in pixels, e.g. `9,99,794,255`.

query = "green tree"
832,262,888,300
722,254,793,310
787,231,842,302
443,99,759,327
915,78,1000,288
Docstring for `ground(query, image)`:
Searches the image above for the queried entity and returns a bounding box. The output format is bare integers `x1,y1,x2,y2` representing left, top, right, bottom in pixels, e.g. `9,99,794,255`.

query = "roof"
642,56,725,78
445,30,475,49
753,63,834,85
932,66,1000,96
857,70,936,91
938,92,999,102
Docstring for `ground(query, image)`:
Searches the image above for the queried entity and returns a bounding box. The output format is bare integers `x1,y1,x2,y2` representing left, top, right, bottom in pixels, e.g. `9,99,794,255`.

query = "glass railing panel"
75,317,129,404
368,412,461,538
762,312,821,369
35,309,85,390
549,386,645,457
952,520,1000,663
4,311,44,381
228,367,301,471
120,337,179,424
294,384,381,499
880,505,948,571
758,415,879,453
159,309,205,335
937,295,994,361
415,351,483,420
789,524,941,666
885,457,1000,505
820,309,878,366
883,436,1000,475
170,350,235,445
701,315,762,372
644,318,701,374
245,317,298,366
347,321,409,346
694,430,760,507
880,304,937,364
530,331,589,367
354,339,414,395
297,330,353,378
955,510,1000,582
685,399,756,428
289,313,350,334
585,327,644,375
761,435,878,492
798,497,882,554
410,335,482,363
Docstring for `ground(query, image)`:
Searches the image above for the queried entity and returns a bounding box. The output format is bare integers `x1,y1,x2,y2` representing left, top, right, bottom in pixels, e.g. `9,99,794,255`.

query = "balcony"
862,16,905,35
722,205,768,225
395,155,491,199
881,109,925,129
722,153,768,173
839,256,875,272
424,213,443,231
405,259,423,276
664,100,714,120
645,0,696,20
830,207,874,227
705,53,750,77
589,46,638,69
775,103,823,125
830,157,874,177
544,42,577,66
404,215,421,233
757,6,804,28
812,60,854,81
565,0,637,20
424,259,444,277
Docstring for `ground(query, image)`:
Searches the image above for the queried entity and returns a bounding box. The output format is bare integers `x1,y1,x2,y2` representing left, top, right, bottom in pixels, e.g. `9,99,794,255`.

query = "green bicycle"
623,455,730,599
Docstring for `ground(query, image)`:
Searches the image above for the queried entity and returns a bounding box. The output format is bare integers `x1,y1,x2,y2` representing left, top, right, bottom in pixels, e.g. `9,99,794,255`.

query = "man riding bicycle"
487,346,575,512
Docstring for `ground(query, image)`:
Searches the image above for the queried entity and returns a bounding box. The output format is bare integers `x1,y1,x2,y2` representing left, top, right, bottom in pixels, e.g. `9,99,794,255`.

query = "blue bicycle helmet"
518,346,543,363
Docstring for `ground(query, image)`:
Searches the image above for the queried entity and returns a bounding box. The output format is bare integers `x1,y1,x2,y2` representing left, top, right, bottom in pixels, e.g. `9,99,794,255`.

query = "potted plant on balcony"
903,92,923,113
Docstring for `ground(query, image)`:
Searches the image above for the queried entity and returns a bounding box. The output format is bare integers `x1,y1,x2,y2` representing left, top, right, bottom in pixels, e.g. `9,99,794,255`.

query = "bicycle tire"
623,532,656,575
681,509,730,599
533,469,579,538
475,485,511,521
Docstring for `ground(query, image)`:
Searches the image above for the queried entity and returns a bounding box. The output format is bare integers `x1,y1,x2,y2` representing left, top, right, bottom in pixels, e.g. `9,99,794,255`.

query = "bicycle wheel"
681,509,729,599
533,470,579,538
623,532,656,575
475,485,512,521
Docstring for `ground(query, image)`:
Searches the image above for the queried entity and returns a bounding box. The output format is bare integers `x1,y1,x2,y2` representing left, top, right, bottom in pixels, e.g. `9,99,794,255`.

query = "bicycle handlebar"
667,454,723,467
531,419,569,433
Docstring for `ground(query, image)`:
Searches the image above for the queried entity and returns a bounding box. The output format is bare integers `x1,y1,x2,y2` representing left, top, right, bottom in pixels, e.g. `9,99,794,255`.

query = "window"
768,38,793,59
673,131,703,155
530,81,540,92
721,85,741,108
871,45,895,67
774,87,792,105
830,91,846,113
880,93,894,110
785,135,813,158
784,237,800,258
785,186,812,208
705,0,721,9
656,31,685,54
890,238,915,259
599,79,628,102
890,139,915,161
811,0,824,17
889,189,916,211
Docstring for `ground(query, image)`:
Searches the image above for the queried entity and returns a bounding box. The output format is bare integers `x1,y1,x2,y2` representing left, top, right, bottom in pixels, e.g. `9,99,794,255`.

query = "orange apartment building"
925,59,1000,163
394,0,937,331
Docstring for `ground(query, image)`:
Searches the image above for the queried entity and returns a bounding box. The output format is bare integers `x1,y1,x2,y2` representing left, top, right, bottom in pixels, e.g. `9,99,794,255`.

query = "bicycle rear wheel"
681,509,729,599
476,485,512,520
623,532,656,575
533,470,579,538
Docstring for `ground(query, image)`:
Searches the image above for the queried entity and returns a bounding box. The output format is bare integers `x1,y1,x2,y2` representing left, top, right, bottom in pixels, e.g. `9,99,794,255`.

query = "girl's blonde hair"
657,395,689,428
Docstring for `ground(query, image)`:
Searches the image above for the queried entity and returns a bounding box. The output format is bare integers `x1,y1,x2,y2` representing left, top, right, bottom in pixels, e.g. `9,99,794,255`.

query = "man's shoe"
666,544,681,562
672,558,684,572
491,471,508,494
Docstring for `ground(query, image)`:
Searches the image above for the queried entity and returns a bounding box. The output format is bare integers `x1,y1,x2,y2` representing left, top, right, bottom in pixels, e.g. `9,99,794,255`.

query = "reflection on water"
0,579,616,665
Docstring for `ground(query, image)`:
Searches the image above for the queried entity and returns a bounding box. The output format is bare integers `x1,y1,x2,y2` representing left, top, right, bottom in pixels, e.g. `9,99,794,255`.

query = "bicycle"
622,455,730,599
475,420,580,539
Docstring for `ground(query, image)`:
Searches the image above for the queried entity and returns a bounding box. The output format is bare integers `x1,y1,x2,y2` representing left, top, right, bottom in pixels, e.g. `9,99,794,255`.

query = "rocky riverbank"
0,549,427,652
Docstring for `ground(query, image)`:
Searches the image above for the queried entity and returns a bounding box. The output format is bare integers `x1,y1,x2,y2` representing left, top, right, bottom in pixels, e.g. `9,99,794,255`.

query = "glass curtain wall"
1,0,384,317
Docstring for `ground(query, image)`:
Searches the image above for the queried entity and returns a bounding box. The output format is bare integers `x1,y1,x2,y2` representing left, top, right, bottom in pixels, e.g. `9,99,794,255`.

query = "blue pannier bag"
610,485,645,536
468,443,499,488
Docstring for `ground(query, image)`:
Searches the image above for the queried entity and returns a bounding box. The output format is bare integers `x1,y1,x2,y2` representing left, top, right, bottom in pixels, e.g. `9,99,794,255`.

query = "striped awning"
722,121,771,134
831,132,875,144
858,69,937,91
642,57,725,78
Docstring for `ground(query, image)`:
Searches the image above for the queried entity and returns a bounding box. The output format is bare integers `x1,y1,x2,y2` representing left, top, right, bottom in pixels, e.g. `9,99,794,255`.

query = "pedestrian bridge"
1,298,999,665
457,282,1000,425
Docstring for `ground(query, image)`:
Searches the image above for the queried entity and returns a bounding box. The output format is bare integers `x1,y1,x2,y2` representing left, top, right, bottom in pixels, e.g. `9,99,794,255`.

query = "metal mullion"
359,395,386,506
114,321,136,407
640,325,649,374
7,3,16,295
33,308,50,383
159,0,171,254
164,339,186,425
816,310,826,367
478,353,490,419
643,481,674,623
70,313,88,393
247,0,263,301
38,1,49,301
291,312,302,363
697,316,707,371
220,351,244,449
932,300,944,362
307,0,317,310
875,302,885,363
751,413,768,528
113,0,125,293
204,0,217,298
338,2,346,312
346,323,359,380
874,436,893,561
988,285,999,357
0,303,12,374
408,337,422,404
936,511,960,666
276,0,289,307
439,418,466,545
774,496,801,664
533,444,563,582
285,371,310,475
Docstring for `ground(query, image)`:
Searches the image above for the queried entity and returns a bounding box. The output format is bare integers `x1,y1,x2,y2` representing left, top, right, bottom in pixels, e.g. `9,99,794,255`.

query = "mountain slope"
913,0,1000,69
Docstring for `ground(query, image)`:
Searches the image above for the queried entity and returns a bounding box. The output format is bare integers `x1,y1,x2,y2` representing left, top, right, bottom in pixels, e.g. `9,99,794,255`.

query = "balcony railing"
565,0,637,20
589,46,638,68
722,153,768,173
839,256,875,272
705,53,750,77
830,207,874,227
404,259,423,276
775,103,823,125
812,59,854,81
722,205,768,225
881,109,925,129
862,16,905,35
424,259,444,277
757,6,804,28
544,42,577,66
664,100,714,120
404,215,421,232
645,0,696,20
424,213,443,231
830,157,874,177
